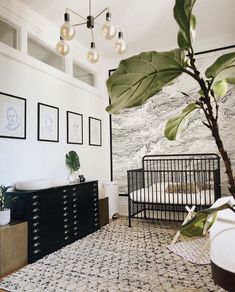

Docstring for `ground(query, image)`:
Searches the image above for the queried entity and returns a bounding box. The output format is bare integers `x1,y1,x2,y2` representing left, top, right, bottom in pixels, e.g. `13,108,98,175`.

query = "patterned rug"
0,218,217,292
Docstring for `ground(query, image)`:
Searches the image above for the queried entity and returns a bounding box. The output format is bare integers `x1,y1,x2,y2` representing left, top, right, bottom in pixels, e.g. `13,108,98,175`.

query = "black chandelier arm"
94,7,109,20
72,22,87,27
65,8,86,21
90,28,95,43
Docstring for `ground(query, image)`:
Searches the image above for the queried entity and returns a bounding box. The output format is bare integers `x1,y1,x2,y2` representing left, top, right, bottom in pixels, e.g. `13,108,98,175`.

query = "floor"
0,218,219,291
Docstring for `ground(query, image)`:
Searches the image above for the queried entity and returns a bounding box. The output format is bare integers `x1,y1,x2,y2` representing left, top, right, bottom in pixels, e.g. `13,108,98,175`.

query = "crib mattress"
130,185,214,205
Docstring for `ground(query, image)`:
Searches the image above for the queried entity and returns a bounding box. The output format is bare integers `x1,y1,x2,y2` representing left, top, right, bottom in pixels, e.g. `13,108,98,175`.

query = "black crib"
127,153,221,227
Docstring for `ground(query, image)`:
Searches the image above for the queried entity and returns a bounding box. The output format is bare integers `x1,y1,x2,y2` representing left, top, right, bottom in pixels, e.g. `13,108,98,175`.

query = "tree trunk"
211,121,235,197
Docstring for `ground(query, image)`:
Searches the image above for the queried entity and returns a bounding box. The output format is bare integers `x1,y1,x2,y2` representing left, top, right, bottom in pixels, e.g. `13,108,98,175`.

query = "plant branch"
185,50,235,197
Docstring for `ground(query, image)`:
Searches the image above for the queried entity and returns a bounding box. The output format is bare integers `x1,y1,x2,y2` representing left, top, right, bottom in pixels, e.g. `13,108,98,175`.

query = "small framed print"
67,111,83,144
89,117,102,146
38,103,59,142
0,91,26,139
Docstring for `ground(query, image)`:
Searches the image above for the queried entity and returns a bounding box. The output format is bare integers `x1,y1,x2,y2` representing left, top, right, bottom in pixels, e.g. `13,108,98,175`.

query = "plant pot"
0,208,11,226
210,196,235,290
68,172,79,184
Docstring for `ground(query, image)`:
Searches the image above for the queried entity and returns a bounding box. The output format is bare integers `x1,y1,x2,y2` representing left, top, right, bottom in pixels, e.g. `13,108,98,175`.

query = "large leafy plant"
0,185,11,211
106,0,235,236
65,151,80,174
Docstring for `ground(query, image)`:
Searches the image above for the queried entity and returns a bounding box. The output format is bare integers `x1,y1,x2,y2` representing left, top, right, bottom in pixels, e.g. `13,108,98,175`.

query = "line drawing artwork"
38,103,59,142
67,111,83,144
0,92,26,139
5,106,21,130
71,119,81,140
89,117,101,146
41,113,54,138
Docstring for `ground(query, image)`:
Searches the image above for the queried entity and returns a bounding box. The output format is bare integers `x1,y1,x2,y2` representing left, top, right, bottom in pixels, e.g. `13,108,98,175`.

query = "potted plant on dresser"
65,150,80,183
0,185,11,226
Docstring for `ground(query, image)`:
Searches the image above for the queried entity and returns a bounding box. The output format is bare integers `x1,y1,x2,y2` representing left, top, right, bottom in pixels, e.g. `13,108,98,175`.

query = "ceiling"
20,0,235,60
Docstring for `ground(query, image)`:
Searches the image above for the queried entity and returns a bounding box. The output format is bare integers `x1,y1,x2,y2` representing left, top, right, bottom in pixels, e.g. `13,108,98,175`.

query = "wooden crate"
0,221,28,277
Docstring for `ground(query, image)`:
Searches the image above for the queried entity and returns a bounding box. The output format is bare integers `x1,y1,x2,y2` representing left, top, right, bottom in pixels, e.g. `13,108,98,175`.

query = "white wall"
0,0,111,187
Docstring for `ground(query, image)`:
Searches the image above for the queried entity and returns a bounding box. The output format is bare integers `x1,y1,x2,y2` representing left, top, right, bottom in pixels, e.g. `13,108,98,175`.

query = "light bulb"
102,12,116,40
87,42,99,64
115,32,126,54
59,13,75,41
56,37,70,56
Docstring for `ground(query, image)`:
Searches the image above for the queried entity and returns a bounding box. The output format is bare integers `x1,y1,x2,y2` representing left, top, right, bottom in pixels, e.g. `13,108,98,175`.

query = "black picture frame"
89,117,102,146
0,91,26,139
38,102,59,142
67,111,83,145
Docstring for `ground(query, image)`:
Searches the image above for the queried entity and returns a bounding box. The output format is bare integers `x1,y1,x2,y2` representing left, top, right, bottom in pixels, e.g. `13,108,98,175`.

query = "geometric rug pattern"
0,218,217,291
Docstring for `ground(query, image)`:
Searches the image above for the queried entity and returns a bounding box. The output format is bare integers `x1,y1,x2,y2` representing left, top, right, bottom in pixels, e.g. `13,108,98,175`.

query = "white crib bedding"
129,184,214,205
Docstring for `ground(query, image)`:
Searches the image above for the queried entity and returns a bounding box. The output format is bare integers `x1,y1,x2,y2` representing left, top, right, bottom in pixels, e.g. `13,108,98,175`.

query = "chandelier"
56,0,126,63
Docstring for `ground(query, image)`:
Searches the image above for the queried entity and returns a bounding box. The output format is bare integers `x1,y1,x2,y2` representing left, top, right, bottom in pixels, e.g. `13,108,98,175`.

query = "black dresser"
6,181,100,263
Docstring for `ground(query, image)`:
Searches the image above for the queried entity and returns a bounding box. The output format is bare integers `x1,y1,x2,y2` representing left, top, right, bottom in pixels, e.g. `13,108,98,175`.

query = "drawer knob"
33,249,40,254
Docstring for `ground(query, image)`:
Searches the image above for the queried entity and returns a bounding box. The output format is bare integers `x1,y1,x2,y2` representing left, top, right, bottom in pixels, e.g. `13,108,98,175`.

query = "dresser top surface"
7,180,98,194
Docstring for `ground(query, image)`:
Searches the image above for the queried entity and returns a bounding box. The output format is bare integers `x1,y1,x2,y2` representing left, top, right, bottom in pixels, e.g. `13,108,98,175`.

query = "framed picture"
0,91,26,139
38,103,59,142
67,111,83,144
89,117,102,146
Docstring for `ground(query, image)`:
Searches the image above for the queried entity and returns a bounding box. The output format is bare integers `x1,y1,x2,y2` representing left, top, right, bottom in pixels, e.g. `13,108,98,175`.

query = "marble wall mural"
111,48,235,195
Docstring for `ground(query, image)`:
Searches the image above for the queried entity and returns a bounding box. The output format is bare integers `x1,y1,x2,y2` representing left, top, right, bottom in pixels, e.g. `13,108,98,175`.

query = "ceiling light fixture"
56,0,126,63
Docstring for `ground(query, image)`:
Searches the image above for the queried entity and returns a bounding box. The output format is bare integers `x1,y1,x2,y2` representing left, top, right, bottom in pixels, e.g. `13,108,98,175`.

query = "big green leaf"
173,0,196,49
205,52,235,81
106,49,186,114
164,103,197,140
212,80,228,99
205,52,235,97
65,151,80,173
180,202,235,237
